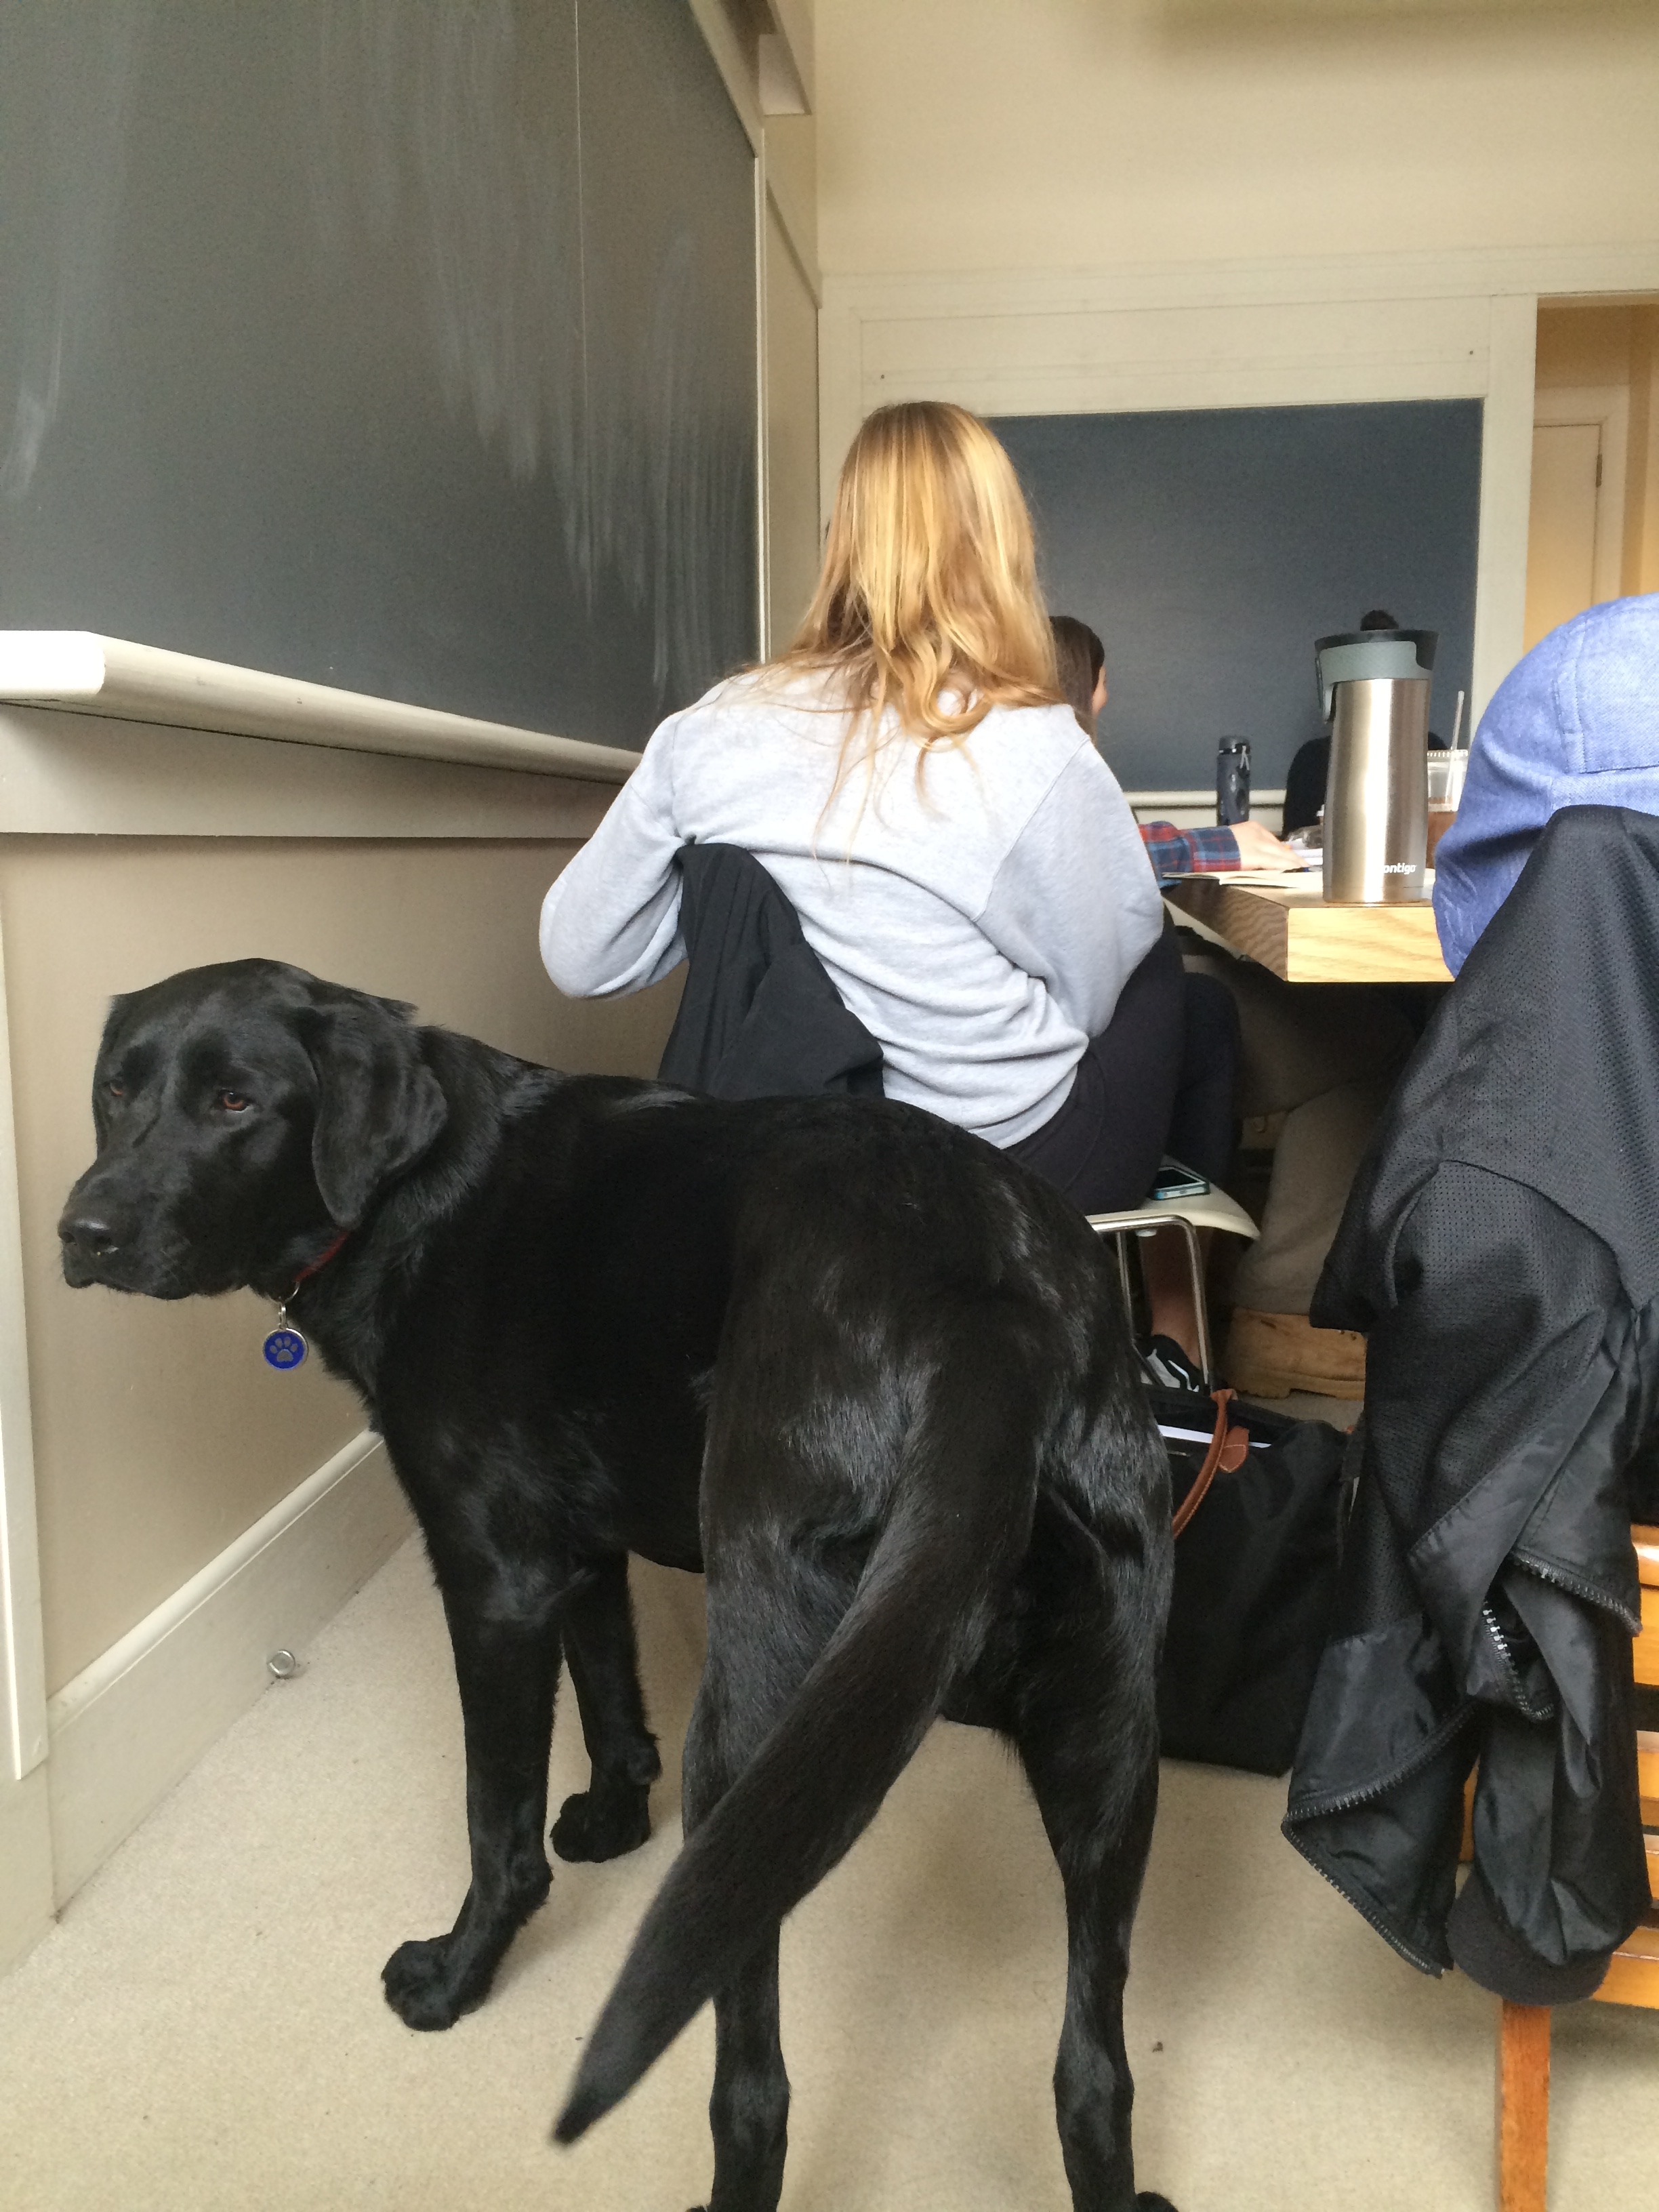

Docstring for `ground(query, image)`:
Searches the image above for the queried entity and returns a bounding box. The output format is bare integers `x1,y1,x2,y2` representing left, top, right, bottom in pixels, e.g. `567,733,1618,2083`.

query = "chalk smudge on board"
0,0,755,728
0,0,152,501
296,0,752,717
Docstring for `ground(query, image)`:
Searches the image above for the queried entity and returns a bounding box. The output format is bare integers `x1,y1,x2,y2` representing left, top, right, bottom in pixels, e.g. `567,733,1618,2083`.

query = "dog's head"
58,959,448,1300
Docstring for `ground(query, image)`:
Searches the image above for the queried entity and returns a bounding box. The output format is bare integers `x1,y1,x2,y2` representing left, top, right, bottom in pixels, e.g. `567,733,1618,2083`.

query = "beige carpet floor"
1,1536,1654,2212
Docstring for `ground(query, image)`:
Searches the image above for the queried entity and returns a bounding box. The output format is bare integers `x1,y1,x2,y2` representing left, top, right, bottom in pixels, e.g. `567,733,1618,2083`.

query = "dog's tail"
554,1337,1038,2144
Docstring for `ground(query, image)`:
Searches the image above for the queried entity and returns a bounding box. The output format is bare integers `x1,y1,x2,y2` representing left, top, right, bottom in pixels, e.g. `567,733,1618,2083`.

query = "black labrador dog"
59,959,1176,2212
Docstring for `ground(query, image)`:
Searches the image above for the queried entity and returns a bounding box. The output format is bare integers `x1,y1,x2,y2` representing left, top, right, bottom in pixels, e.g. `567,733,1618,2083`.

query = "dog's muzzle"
58,1204,123,1287
57,1190,201,1297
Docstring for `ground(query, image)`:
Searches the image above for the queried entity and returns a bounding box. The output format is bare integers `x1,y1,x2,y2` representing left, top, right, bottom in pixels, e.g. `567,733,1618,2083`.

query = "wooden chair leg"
1497,2000,1551,2212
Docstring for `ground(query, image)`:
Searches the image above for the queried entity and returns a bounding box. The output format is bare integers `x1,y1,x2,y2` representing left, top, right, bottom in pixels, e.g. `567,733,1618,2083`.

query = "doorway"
1525,302,1659,653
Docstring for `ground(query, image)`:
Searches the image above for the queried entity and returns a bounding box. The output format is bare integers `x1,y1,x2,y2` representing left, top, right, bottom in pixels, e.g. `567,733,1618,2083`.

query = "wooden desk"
1166,876,1452,985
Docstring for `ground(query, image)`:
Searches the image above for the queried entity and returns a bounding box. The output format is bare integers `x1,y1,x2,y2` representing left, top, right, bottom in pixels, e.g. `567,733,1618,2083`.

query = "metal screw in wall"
267,1648,299,1680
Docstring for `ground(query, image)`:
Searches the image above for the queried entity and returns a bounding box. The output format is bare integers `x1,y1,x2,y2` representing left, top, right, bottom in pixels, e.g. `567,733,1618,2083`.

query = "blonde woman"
541,401,1181,1214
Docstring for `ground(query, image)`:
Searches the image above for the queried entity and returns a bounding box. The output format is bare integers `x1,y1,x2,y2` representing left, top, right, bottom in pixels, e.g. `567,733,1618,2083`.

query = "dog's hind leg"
1011,1570,1176,2212
552,1553,662,1863
701,1929,786,2212
679,1647,796,2212
382,1595,562,2031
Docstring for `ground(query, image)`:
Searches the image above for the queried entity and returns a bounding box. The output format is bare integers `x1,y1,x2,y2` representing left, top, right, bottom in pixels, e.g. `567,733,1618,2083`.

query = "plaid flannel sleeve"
1137,821,1241,883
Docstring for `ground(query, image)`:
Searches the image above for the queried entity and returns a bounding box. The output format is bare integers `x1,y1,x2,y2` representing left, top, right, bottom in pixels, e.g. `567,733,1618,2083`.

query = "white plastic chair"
1087,1187,1260,1389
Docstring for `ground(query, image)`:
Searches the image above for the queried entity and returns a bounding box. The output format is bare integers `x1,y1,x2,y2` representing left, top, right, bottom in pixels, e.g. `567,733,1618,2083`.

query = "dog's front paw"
382,1935,491,2031
551,1781,653,1863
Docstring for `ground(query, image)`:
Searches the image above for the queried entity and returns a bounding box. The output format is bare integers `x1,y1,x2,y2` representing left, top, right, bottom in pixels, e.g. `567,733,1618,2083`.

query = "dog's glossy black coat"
60,960,1176,2212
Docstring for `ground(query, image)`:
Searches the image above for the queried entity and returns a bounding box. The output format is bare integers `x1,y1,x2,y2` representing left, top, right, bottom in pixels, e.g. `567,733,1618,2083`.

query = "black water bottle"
1216,738,1251,826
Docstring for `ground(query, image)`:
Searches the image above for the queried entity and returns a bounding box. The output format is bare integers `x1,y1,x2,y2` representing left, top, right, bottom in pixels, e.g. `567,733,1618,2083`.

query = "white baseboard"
45,1431,413,1908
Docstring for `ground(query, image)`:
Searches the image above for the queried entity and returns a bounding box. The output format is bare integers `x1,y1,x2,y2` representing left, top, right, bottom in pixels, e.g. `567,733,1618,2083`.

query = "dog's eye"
106,1080,126,1100
216,1090,253,1113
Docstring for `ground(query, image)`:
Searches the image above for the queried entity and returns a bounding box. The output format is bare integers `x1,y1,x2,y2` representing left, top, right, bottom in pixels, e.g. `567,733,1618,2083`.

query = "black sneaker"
1140,1334,1208,1394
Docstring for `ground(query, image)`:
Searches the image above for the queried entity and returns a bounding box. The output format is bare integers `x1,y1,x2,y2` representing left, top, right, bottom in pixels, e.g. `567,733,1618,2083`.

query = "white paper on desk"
1206,867,1317,886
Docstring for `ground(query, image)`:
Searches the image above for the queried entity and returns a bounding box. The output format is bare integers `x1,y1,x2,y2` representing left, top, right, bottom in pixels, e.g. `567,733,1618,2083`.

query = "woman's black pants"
1006,918,1240,1215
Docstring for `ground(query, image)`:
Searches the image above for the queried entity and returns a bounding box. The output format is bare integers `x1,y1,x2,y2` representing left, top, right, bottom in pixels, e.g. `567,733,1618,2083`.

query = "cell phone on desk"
1150,1156,1210,1200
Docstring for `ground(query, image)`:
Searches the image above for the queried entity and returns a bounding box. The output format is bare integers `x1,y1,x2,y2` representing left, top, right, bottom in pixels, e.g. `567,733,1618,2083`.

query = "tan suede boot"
1225,1308,1366,1399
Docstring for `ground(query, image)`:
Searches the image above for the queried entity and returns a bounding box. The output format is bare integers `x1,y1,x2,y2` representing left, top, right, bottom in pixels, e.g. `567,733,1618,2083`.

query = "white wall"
815,0,1659,277
766,200,824,646
687,3,823,653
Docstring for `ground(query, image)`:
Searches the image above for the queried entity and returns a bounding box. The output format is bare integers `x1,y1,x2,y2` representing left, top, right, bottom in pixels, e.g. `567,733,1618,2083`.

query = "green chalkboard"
0,0,758,748
996,401,1481,794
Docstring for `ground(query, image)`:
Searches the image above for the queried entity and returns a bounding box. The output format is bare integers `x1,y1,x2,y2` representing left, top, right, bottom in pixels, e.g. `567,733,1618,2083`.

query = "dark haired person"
1282,608,1446,836
1050,615,1413,1398
1049,616,1300,877
1047,616,1251,1381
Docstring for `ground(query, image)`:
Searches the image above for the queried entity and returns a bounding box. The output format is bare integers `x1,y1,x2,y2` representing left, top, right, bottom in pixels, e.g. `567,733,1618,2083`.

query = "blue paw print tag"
262,1313,308,1371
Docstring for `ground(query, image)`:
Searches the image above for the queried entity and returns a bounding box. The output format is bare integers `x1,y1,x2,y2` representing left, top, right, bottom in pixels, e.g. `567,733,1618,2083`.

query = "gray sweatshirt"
539,670,1164,1147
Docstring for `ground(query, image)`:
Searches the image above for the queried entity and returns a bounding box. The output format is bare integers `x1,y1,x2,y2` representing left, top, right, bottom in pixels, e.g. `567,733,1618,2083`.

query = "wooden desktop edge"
1165,877,1452,985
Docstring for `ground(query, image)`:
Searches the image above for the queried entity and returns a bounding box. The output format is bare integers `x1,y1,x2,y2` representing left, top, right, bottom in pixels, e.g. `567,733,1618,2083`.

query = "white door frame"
0,895,55,1973
1533,382,1632,609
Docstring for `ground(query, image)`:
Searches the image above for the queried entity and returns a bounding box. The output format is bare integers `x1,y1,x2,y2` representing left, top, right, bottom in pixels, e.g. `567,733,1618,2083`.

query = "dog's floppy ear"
294,996,449,1227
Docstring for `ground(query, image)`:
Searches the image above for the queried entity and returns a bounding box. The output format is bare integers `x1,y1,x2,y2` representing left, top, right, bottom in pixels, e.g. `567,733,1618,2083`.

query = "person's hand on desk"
1229,821,1305,871
1138,817,1306,884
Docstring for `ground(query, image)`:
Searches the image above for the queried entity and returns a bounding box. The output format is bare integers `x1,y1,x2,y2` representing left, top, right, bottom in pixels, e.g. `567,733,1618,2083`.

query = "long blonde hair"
777,402,1060,777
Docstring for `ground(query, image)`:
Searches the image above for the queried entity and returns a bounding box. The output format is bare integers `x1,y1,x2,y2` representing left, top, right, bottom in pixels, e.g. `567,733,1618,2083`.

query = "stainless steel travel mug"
1323,678,1430,904
1314,628,1437,906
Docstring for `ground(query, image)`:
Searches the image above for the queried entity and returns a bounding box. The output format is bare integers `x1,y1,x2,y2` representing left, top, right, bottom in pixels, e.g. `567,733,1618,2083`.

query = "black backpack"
1150,1386,1349,1776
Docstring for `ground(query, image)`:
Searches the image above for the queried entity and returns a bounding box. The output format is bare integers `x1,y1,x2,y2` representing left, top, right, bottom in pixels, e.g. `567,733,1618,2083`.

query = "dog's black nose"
59,1212,119,1262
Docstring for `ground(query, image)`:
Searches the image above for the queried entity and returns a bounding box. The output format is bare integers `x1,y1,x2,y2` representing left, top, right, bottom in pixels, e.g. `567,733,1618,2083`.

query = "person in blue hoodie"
1435,594,1659,975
